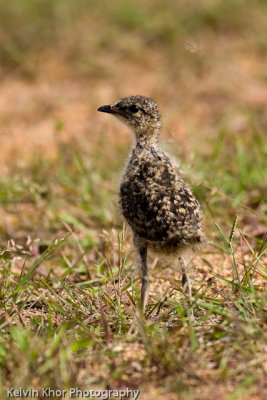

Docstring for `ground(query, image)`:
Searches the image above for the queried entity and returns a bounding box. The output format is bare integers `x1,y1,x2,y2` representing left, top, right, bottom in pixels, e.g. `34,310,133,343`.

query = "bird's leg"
182,271,192,302
180,257,194,320
139,245,149,313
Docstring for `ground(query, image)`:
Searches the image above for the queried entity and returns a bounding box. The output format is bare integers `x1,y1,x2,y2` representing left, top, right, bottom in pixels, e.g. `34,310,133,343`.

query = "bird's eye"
129,105,139,113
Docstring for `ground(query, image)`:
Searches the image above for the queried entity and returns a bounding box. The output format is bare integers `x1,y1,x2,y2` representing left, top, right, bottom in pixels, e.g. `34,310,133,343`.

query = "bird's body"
98,95,205,312
120,146,203,254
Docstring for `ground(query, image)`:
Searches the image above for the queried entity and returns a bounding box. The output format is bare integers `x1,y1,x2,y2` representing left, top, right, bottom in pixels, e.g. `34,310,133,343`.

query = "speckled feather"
120,145,204,253
103,96,206,254
98,95,205,310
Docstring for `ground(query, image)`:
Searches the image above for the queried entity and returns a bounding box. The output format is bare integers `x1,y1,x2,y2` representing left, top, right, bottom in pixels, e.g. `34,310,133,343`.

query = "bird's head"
98,95,161,146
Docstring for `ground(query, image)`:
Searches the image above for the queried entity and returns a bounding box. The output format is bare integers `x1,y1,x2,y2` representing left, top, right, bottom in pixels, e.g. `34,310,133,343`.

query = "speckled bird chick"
98,96,205,312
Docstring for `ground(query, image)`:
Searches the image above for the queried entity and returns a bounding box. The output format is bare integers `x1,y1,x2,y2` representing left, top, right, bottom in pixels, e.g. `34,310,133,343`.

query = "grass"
0,137,266,399
0,0,266,399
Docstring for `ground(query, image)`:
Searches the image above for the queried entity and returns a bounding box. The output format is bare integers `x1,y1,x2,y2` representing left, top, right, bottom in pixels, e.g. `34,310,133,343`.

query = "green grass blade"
229,214,238,244
215,223,230,249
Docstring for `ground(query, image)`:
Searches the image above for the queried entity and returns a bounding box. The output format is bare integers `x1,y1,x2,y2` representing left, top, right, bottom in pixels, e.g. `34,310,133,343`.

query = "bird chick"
98,95,205,313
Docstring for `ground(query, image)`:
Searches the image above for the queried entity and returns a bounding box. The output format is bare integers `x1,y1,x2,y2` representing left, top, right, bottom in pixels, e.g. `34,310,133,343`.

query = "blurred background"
0,0,266,237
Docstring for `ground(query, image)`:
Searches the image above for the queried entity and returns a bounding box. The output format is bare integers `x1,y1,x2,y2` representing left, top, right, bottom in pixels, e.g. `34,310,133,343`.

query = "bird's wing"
120,153,202,243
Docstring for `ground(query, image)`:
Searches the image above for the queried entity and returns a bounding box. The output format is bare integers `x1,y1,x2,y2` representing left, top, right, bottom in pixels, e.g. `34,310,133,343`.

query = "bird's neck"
134,127,160,149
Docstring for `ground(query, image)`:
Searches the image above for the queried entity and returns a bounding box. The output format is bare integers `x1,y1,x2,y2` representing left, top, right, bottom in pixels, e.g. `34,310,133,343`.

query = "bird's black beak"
97,104,114,114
